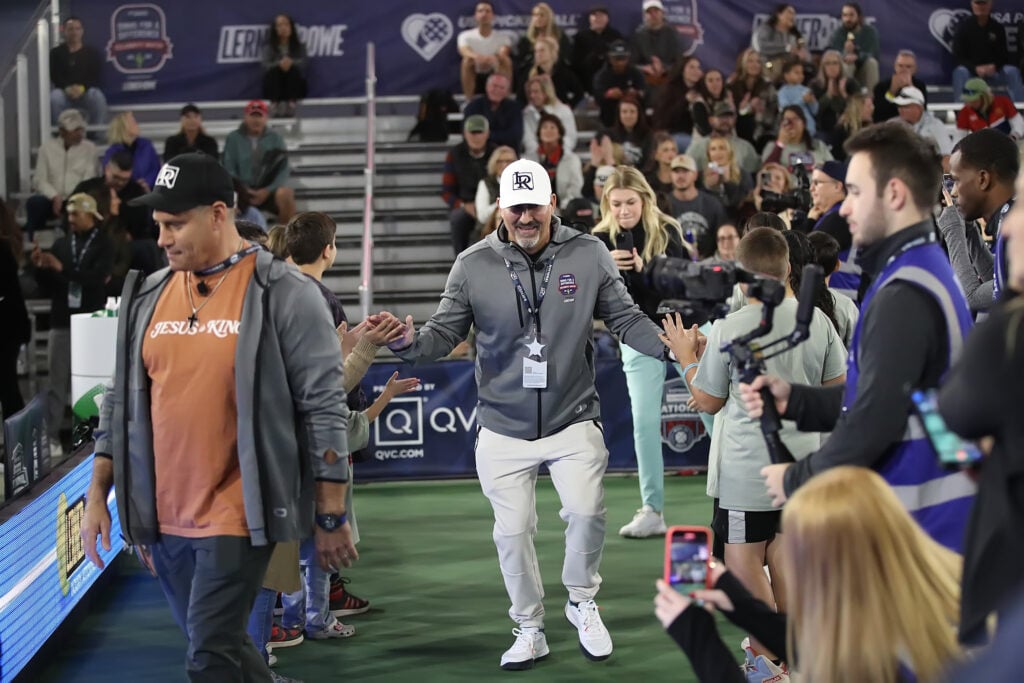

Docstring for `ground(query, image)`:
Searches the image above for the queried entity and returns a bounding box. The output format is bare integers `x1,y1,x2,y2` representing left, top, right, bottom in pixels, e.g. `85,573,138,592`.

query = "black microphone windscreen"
796,264,824,327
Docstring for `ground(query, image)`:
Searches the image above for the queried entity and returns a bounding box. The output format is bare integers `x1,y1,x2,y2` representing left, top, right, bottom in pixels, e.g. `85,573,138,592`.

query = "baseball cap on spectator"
464,115,489,134
818,160,847,184
961,78,991,101
57,109,86,131
712,101,737,117
670,154,698,172
607,40,630,59
595,165,616,184
643,0,664,11
66,192,103,220
245,99,268,116
499,159,552,208
890,86,925,107
129,152,236,213
589,5,609,15
180,103,201,116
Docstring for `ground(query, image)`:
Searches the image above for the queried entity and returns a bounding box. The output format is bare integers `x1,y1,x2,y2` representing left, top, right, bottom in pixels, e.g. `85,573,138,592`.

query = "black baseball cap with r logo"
129,152,236,214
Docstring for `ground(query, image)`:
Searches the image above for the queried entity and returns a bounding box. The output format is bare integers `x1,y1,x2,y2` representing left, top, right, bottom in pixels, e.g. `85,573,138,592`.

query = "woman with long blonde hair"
514,3,571,91
592,166,693,538
829,92,874,160
701,136,752,216
101,111,162,191
655,466,963,683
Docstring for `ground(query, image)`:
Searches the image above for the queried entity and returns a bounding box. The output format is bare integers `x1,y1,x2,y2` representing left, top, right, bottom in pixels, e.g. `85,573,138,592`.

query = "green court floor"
38,474,744,682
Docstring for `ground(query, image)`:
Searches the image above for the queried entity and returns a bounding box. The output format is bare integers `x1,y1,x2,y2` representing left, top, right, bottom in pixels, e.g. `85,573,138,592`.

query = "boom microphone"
792,264,824,342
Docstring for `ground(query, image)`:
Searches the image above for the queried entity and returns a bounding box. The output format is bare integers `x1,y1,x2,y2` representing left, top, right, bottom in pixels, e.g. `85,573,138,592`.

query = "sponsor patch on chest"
558,273,578,296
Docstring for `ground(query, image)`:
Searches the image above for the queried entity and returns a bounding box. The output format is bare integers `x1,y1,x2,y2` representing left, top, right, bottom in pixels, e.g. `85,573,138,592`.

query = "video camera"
760,160,812,214
645,256,824,464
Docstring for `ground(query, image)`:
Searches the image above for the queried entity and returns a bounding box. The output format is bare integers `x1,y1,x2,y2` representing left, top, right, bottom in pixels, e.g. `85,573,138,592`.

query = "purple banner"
354,358,710,482
65,1,1023,105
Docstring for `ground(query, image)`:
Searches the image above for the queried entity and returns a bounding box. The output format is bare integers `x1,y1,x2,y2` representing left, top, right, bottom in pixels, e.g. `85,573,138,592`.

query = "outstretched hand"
377,312,415,351
382,371,421,400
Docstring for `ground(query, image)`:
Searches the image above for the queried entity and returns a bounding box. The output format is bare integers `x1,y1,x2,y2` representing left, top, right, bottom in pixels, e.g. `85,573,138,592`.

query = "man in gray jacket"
79,153,354,683
383,159,669,671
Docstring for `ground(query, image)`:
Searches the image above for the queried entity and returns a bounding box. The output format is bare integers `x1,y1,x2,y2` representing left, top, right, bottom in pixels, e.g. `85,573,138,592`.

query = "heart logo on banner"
928,9,969,53
402,13,454,62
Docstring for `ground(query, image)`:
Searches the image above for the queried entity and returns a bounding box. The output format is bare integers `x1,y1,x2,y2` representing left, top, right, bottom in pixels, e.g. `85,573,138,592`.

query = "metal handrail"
358,42,377,321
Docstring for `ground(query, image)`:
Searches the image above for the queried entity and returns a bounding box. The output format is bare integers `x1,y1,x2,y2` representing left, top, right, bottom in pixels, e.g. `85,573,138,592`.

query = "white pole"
16,55,31,194
38,19,51,144
50,0,61,45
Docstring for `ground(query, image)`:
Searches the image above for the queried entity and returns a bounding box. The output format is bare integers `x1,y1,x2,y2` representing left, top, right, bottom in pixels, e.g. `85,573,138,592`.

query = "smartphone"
760,171,773,187
942,174,955,196
664,525,712,594
910,389,983,469
615,230,634,253
788,151,815,171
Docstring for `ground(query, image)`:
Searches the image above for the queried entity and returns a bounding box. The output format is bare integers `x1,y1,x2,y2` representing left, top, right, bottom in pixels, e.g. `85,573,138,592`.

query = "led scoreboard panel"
0,455,123,681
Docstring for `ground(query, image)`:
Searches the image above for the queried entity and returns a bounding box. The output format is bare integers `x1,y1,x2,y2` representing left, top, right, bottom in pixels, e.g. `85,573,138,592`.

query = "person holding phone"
939,160,1024,646
592,165,692,538
653,466,963,683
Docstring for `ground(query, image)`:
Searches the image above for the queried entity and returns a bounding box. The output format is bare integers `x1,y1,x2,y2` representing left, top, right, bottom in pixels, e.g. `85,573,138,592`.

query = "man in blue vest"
738,122,976,551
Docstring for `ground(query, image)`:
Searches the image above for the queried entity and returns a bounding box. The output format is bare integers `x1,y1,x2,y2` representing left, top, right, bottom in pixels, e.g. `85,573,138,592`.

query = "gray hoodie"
396,218,666,440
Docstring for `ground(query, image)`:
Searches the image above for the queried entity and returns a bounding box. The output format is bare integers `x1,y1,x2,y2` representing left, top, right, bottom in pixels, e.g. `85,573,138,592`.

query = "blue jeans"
50,86,108,126
280,536,333,635
952,65,1024,103
246,588,276,664
25,194,57,240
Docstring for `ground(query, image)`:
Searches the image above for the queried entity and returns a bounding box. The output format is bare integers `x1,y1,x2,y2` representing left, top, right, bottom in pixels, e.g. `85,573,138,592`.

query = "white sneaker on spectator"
618,505,667,538
306,618,355,640
565,600,613,661
499,627,549,670
741,637,789,683
268,652,277,667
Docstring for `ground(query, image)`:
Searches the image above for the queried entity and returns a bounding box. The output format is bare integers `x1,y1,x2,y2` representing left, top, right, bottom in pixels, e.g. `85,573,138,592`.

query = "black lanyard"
194,244,262,277
70,229,97,269
503,257,554,333
883,232,934,269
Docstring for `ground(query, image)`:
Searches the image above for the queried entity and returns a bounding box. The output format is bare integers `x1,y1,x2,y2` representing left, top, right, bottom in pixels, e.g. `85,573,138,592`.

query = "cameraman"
739,122,976,552
794,161,862,302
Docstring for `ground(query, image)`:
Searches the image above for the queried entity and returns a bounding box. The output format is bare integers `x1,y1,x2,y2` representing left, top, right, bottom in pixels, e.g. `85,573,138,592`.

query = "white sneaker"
500,627,549,670
306,618,355,640
618,505,667,538
741,637,789,683
565,600,613,661
268,652,277,667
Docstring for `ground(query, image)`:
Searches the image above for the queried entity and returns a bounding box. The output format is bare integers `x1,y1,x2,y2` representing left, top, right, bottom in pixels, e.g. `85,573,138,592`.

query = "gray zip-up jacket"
94,249,349,546
395,219,667,440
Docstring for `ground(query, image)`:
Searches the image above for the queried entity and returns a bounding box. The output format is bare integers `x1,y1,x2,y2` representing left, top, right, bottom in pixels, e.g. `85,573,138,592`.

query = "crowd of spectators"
440,0,1023,257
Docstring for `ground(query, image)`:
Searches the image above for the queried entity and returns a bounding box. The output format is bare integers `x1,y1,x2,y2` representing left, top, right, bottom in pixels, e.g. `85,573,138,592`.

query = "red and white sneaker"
329,576,370,617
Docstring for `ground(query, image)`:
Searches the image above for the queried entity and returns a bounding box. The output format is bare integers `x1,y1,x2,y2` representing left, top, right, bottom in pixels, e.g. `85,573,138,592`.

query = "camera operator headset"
739,122,976,552
591,165,695,539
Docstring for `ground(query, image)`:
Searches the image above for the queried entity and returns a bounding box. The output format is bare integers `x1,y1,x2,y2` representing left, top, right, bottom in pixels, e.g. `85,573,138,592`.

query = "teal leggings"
621,343,680,512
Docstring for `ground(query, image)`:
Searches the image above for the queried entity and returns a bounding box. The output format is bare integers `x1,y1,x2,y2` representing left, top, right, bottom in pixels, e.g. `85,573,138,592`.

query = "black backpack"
408,88,459,142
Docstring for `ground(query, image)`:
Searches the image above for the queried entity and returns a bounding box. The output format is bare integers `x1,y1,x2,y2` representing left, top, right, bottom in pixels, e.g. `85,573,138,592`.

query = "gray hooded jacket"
396,218,667,440
94,249,349,546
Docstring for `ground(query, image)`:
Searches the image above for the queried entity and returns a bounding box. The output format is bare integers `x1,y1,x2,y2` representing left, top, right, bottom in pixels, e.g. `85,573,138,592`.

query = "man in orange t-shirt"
81,153,354,683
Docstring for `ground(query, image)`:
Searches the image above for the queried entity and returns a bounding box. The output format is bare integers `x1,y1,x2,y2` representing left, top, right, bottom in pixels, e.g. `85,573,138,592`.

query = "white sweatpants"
475,421,608,628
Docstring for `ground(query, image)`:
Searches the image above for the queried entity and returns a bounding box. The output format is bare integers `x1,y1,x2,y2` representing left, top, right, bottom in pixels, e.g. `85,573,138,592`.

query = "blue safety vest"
843,237,976,552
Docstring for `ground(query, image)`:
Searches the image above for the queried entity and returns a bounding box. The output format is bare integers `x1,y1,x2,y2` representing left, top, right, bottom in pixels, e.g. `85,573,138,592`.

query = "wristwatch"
315,512,347,531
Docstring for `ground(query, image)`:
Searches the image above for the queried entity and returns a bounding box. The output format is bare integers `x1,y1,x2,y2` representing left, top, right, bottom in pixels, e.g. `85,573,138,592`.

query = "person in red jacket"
956,78,1024,140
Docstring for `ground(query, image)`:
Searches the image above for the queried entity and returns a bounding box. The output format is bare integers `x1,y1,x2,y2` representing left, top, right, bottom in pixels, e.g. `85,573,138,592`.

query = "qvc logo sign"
373,396,478,447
